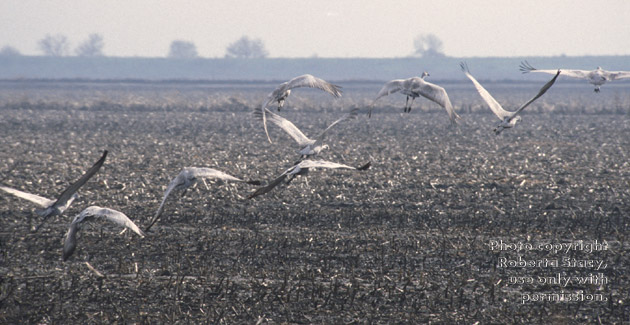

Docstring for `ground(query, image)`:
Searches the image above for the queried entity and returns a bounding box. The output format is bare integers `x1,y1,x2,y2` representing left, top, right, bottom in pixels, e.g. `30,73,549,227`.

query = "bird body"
63,206,144,261
146,167,260,230
261,74,342,143
370,72,460,124
461,62,560,134
0,150,107,230
520,61,630,92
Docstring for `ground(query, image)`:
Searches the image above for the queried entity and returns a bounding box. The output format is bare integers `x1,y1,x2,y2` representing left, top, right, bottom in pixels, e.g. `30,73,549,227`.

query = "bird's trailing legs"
407,97,416,113
404,96,416,113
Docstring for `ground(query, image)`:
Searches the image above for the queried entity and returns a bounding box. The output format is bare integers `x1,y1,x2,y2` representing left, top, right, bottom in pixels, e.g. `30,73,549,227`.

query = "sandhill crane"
520,61,630,93
254,107,358,159
247,160,371,199
63,206,145,261
0,150,107,231
461,62,560,134
370,72,460,124
146,167,260,231
260,74,342,143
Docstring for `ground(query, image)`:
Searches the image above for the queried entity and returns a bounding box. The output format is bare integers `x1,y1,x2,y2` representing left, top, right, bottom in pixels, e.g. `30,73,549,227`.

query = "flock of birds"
1,61,628,261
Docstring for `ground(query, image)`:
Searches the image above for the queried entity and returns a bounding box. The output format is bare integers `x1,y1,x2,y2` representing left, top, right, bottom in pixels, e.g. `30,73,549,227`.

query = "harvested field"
0,80,629,323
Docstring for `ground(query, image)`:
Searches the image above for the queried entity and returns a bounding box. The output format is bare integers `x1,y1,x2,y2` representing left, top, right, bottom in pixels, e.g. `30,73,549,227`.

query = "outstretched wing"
80,206,145,237
554,69,590,79
146,174,185,231
0,185,54,208
285,74,342,98
297,160,359,171
53,150,108,209
607,70,630,81
313,108,358,145
260,95,276,143
187,167,260,185
254,108,312,146
63,206,144,261
248,160,370,199
461,62,512,120
520,60,589,79
187,167,244,183
511,70,561,117
416,80,460,124
370,79,405,117
246,174,289,199
374,79,404,101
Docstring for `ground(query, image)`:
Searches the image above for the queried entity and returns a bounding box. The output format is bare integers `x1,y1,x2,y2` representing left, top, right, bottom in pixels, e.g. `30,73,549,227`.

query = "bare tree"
225,36,268,59
38,34,70,56
0,46,21,56
412,33,445,58
75,34,104,56
168,40,198,59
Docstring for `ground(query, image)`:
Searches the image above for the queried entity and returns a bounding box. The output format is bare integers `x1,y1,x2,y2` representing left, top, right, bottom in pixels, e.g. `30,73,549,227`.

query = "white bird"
0,150,107,231
247,160,371,199
370,72,460,124
63,206,145,261
461,62,560,134
254,107,358,159
261,74,342,143
520,61,630,93
146,167,261,231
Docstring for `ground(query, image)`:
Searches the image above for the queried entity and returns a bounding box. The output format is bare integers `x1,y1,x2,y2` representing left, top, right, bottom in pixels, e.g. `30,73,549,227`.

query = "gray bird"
63,206,145,261
461,62,560,134
370,72,460,124
520,61,630,93
254,107,358,159
146,167,260,231
247,160,371,199
0,150,107,231
260,74,342,143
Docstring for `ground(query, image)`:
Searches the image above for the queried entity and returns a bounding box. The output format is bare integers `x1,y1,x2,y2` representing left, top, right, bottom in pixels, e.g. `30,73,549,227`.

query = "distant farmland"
2,55,630,82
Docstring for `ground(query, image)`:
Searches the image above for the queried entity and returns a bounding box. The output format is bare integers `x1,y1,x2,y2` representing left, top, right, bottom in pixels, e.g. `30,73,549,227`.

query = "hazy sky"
2,0,629,58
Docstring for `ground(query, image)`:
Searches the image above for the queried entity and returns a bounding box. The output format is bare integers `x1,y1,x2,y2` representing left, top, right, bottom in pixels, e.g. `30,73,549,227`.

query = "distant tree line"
1,34,271,59
224,36,268,59
166,35,269,59
35,33,105,57
168,40,198,59
1,33,445,59
0,45,21,56
411,33,445,58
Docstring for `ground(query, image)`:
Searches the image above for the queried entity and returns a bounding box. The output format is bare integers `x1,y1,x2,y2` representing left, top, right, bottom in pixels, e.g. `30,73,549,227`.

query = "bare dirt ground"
0,81,629,323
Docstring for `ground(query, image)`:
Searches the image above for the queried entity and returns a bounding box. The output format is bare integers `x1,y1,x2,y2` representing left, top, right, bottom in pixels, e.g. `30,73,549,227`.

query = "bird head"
309,144,329,155
510,115,522,126
421,71,430,79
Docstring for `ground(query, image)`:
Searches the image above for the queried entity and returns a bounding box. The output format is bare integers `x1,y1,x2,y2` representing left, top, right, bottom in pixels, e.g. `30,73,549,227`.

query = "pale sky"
1,0,629,58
